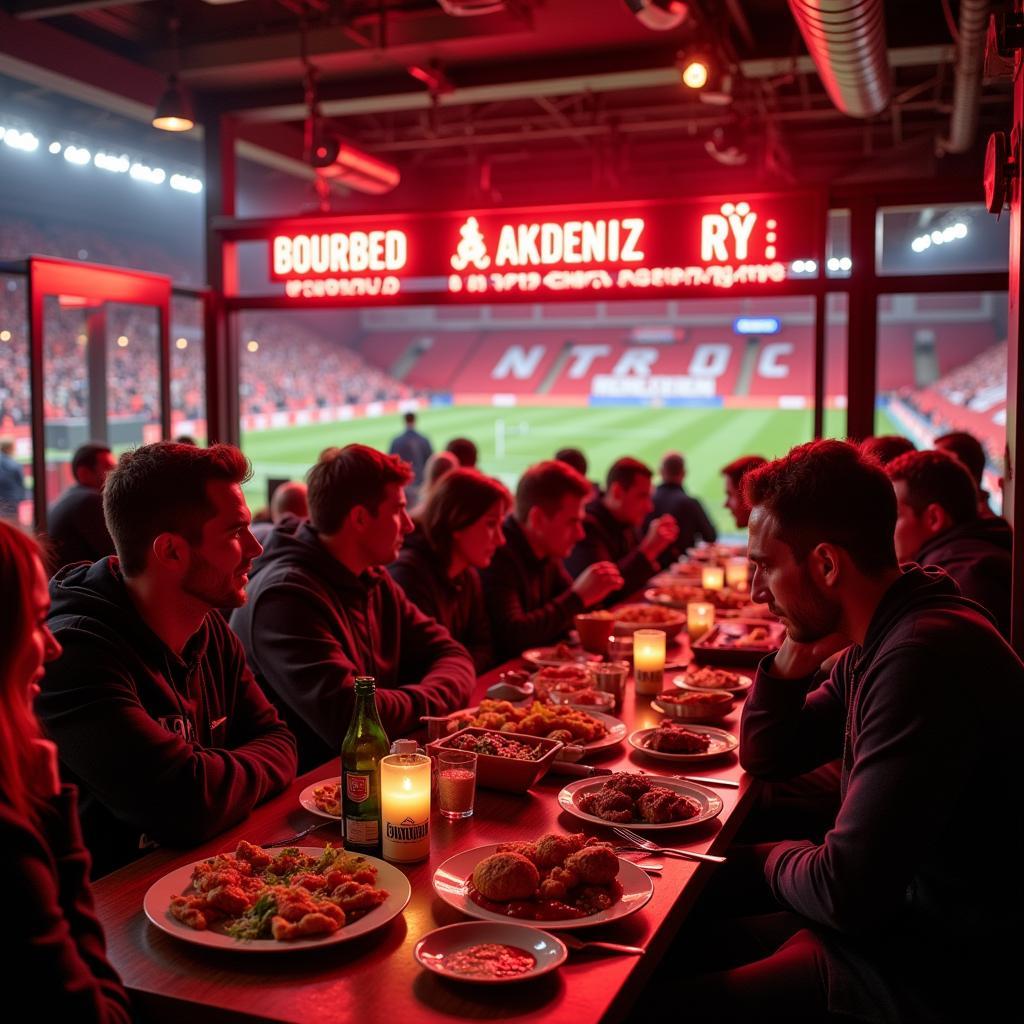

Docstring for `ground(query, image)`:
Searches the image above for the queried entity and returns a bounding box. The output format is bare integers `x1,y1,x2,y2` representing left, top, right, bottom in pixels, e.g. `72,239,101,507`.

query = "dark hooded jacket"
481,515,584,660
914,515,1012,638
741,566,1024,1022
565,497,656,604
229,519,474,772
646,481,717,567
388,528,494,673
36,558,297,878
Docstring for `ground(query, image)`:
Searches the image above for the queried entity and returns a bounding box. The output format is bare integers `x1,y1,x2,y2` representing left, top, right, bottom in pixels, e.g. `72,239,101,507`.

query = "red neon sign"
266,193,819,303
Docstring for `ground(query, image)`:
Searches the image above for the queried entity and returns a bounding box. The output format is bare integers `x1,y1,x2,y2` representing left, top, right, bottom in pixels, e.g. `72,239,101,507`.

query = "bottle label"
345,771,371,804
345,817,379,845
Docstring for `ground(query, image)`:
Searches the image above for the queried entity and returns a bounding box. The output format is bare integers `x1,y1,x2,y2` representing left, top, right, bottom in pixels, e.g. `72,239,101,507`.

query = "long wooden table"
91,662,759,1024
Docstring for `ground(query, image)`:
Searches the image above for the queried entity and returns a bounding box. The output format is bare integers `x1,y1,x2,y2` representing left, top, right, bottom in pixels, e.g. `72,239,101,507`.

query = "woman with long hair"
390,468,510,672
0,521,131,1022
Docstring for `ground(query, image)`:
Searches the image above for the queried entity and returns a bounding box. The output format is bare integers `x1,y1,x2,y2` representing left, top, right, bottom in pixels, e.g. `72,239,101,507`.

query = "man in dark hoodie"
565,456,678,604
663,439,1021,1021
887,448,1012,638
646,451,717,567
934,429,1003,519
36,442,297,877
230,444,474,771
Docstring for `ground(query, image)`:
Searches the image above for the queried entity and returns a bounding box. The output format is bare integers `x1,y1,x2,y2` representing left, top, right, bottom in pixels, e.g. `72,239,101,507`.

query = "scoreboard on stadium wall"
255,193,821,304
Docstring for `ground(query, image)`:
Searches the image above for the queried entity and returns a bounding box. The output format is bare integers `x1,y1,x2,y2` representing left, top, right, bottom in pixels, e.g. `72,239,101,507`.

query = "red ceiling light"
680,56,711,90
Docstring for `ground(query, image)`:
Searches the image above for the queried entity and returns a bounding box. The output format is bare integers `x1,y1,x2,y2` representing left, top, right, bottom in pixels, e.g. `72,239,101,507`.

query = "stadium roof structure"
0,1,1013,209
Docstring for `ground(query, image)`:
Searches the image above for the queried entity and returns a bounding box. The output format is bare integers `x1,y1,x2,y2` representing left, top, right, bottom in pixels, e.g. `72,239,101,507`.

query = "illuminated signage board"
264,194,819,304
733,316,781,335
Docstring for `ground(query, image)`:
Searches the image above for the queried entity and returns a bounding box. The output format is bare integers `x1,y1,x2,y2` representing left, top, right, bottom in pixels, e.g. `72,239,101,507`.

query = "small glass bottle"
341,676,389,855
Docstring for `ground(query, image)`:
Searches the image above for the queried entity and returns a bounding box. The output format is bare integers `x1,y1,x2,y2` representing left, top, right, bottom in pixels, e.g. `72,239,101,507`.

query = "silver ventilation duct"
942,0,990,154
787,0,891,118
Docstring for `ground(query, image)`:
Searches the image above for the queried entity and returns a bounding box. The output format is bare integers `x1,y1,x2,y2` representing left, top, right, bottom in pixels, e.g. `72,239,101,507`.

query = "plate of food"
415,922,568,983
673,666,753,695
522,644,603,669
299,779,341,820
629,723,739,762
557,772,723,831
644,584,706,609
691,619,786,666
446,700,626,753
143,842,411,951
610,603,687,641
432,834,654,930
531,663,593,702
651,689,734,722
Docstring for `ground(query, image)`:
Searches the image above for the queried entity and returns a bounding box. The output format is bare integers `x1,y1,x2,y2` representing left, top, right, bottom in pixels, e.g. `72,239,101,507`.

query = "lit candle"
380,748,430,863
702,566,725,591
725,557,749,589
633,629,666,696
687,602,715,642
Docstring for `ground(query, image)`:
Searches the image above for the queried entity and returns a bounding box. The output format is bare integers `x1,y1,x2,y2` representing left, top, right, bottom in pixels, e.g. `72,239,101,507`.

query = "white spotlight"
954,222,968,238
48,141,62,155
838,257,852,271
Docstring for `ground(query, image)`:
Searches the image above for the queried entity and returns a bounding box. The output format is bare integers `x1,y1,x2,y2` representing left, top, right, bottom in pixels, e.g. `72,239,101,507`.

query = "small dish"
415,921,567,983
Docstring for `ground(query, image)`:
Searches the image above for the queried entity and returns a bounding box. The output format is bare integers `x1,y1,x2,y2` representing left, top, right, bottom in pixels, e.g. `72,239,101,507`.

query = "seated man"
646,451,717,567
251,479,308,545
37,442,297,877
482,460,622,661
565,457,678,603
689,439,1021,1020
231,444,474,771
887,448,1012,638
935,429,1004,519
46,442,118,570
720,454,766,529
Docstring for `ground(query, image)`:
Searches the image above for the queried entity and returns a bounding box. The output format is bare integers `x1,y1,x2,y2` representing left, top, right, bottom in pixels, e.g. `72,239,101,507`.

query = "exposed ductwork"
787,0,891,119
942,0,990,154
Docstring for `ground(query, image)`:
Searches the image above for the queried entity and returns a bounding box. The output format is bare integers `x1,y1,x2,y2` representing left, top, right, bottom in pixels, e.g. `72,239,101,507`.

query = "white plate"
649,698,732,723
521,647,603,669
448,707,626,755
298,778,341,820
673,672,753,695
415,922,567,983
432,844,653,930
557,776,723,831
628,726,739,762
143,847,411,951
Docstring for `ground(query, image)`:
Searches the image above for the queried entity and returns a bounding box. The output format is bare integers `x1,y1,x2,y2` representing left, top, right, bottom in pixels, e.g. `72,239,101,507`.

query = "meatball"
564,843,619,885
496,840,539,864
578,787,633,822
472,852,540,902
533,832,585,869
637,787,701,824
603,772,653,801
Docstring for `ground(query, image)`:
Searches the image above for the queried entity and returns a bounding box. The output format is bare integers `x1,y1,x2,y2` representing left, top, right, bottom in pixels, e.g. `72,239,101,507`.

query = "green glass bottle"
341,676,389,854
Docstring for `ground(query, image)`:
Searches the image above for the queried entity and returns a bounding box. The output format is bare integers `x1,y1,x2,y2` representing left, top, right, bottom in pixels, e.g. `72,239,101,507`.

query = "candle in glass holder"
633,629,666,695
702,566,725,591
687,602,715,642
380,744,430,863
725,557,749,589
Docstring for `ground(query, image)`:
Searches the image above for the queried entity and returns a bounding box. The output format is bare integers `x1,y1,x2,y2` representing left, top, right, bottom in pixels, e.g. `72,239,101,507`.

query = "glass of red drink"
437,750,478,820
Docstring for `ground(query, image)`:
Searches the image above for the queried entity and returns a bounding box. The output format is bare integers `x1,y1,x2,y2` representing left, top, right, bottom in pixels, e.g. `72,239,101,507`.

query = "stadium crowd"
3,410,1017,1021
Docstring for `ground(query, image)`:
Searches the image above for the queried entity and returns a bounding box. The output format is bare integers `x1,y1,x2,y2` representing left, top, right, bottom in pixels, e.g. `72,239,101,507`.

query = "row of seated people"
5,431,1020,1019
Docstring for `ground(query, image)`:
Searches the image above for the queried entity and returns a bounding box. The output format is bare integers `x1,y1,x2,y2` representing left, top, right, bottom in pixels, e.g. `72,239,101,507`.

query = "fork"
611,827,726,865
555,933,645,956
263,819,338,849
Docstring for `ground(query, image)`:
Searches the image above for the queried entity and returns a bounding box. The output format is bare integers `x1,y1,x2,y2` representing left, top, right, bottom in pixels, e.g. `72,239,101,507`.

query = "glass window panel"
0,273,32,525
877,203,1008,276
824,292,848,437
171,294,205,442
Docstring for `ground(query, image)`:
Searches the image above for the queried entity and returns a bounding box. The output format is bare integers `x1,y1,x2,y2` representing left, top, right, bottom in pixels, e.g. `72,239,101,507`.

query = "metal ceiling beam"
228,44,958,123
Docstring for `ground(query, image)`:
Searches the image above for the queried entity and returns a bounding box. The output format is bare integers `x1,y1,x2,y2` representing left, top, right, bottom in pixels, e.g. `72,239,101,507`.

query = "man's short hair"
660,452,685,481
859,435,916,466
745,440,898,575
606,457,652,493
934,431,987,486
721,455,767,487
0,438,14,456
103,442,251,576
446,437,478,468
554,447,588,476
516,460,590,522
403,411,416,426
270,480,308,522
886,450,978,527
71,442,113,481
307,444,413,534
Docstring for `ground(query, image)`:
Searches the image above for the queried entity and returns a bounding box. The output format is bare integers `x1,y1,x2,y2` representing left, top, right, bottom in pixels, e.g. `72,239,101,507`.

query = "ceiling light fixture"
153,74,195,133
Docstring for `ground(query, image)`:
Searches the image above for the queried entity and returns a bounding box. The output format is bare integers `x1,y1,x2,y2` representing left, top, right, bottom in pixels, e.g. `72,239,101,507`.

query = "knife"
549,761,614,777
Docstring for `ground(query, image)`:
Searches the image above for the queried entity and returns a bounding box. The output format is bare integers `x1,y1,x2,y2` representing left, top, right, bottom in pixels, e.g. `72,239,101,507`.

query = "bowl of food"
651,688,734,722
549,686,616,712
611,603,687,641
426,727,563,793
574,610,616,655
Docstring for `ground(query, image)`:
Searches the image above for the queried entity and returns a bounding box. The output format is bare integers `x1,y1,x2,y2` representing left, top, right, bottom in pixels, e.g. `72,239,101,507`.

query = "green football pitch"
242,404,862,535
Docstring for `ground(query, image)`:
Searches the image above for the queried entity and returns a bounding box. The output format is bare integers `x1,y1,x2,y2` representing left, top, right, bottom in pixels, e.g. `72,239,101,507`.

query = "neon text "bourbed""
273,231,408,276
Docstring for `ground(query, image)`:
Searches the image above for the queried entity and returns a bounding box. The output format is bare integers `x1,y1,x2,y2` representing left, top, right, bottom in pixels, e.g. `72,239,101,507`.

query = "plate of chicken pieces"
432,833,654,930
144,841,411,951
629,723,739,762
557,772,723,831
